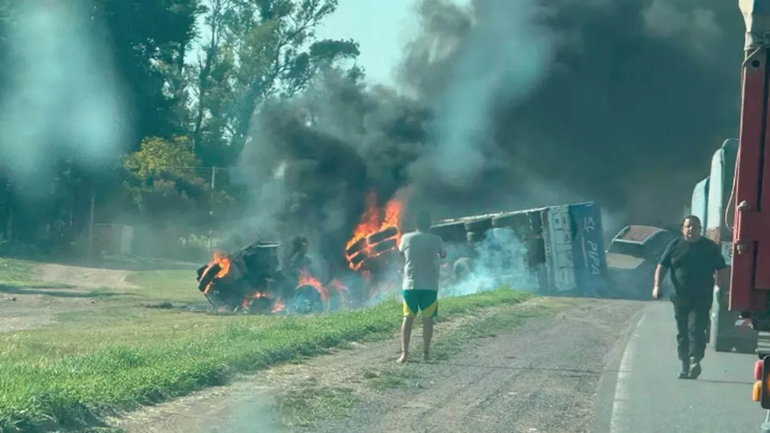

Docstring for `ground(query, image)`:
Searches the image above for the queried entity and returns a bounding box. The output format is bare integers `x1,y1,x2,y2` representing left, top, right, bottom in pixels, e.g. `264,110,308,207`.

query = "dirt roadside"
112,297,644,433
0,263,133,332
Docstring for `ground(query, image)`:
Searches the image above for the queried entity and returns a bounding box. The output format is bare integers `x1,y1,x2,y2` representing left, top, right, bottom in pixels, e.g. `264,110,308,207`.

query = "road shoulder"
113,296,644,433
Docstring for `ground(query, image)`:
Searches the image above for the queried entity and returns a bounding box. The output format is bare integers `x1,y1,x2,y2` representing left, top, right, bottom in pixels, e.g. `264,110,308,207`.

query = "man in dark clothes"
653,215,728,379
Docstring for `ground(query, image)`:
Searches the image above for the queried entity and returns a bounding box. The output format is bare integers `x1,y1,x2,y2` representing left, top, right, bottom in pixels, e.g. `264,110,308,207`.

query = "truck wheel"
291,284,325,315
464,218,492,232
466,231,485,243
712,335,734,352
491,213,524,228
733,338,758,354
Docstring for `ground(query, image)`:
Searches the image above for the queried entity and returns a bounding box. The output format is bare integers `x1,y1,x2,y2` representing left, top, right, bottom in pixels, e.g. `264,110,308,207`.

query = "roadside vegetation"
0,264,536,433
0,257,48,288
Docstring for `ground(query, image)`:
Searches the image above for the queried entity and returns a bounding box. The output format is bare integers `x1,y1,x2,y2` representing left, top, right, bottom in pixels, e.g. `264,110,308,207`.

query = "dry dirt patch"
0,262,135,333
36,262,135,289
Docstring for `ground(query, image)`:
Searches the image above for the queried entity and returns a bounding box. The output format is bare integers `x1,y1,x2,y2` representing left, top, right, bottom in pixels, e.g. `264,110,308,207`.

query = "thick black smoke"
235,0,745,259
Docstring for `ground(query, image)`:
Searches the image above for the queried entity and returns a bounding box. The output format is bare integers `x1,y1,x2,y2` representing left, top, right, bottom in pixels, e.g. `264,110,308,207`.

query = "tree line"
0,0,361,258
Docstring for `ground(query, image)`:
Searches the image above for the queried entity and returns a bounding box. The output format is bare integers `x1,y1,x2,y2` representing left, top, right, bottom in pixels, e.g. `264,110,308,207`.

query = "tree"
189,0,238,165
93,0,203,145
189,0,361,165
123,136,205,216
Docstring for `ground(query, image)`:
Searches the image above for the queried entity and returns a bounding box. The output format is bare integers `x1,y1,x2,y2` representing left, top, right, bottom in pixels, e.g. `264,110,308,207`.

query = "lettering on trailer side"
583,216,602,275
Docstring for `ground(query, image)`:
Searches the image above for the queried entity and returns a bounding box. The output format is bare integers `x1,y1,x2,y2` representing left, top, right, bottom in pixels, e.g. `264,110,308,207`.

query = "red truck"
728,1,770,430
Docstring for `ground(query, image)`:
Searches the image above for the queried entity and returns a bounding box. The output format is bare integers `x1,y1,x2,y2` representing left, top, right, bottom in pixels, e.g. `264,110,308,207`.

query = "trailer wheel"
491,214,526,228
734,338,758,355
464,218,492,232
711,331,734,352
466,231,485,243
291,284,325,315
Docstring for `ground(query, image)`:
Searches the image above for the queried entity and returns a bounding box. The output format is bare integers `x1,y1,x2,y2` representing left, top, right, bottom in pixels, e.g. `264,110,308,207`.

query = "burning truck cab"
196,239,344,315
195,192,407,314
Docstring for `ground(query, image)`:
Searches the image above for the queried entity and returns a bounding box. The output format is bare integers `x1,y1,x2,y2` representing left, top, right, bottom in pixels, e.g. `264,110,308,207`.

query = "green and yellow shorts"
402,289,438,318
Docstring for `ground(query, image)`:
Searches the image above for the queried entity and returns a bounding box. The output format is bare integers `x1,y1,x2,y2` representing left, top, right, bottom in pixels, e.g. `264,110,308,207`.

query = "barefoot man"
397,210,446,363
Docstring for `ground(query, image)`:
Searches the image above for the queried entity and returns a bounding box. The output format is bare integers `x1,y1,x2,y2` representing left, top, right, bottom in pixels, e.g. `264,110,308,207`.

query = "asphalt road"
595,301,765,433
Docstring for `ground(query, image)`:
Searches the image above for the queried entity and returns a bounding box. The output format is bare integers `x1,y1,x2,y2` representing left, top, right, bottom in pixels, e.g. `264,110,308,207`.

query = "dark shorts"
402,289,438,318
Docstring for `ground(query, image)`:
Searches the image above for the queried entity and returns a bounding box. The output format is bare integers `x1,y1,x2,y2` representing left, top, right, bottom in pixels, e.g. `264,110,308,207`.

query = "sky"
314,0,423,86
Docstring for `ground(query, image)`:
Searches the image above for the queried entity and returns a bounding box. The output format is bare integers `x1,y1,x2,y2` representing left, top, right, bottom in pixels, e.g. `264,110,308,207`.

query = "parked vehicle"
700,138,757,353
605,225,678,300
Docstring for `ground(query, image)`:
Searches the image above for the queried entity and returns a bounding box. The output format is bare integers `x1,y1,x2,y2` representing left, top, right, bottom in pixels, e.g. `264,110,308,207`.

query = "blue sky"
315,0,422,86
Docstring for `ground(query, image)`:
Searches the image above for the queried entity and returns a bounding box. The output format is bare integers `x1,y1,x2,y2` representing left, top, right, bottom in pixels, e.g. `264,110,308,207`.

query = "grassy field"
0,257,537,432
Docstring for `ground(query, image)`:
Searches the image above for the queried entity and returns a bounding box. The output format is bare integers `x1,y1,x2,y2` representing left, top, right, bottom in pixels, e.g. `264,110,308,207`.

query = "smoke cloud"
0,0,126,196
441,227,535,298
235,0,744,275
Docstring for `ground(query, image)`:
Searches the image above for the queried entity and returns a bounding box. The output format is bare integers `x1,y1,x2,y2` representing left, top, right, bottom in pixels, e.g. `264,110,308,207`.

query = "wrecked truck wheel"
367,226,399,244
291,284,324,315
349,251,367,265
466,231,485,243
371,238,398,254
464,218,492,232
491,213,527,229
345,237,366,256
198,263,221,292
453,257,475,280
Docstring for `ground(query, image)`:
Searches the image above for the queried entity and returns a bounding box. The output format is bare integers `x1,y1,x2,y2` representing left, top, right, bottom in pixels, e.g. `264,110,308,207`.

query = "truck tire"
491,213,525,228
711,290,734,352
466,231,485,243
371,238,398,254
197,263,221,292
464,218,492,232
292,284,324,315
345,237,366,256
349,251,367,266
733,338,758,354
710,321,734,352
367,226,398,244
453,257,475,280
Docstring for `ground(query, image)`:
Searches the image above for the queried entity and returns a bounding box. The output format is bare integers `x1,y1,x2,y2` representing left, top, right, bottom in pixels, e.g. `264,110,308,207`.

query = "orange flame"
344,191,404,270
204,250,232,294
272,298,285,313
330,279,348,296
297,269,329,301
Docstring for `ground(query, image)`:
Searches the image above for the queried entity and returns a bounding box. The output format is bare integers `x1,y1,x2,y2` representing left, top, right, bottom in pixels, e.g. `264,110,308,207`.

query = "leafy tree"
123,136,233,223
190,0,238,165
189,0,361,165
93,0,202,144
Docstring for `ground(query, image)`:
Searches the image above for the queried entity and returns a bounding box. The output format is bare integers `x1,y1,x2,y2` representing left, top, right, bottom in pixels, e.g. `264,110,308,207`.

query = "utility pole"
208,167,217,251
88,187,95,258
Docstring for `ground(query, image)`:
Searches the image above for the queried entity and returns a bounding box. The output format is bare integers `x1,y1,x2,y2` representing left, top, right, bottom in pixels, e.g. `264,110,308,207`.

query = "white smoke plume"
440,227,536,297
408,0,556,189
0,0,126,196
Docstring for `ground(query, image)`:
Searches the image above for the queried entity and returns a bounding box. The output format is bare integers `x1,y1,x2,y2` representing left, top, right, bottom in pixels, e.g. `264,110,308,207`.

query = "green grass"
124,269,201,303
276,379,357,427
0,257,49,288
0,286,533,432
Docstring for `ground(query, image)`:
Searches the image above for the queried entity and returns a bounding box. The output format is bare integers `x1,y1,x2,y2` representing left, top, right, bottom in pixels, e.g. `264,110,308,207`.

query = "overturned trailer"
430,201,609,296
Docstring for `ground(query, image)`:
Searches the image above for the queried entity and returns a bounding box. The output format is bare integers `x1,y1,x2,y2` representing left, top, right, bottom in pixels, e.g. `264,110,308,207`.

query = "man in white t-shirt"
397,210,446,363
